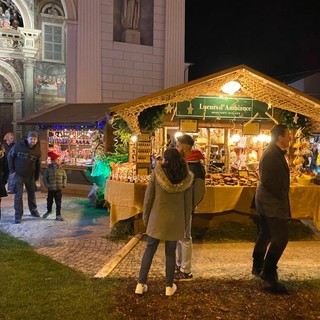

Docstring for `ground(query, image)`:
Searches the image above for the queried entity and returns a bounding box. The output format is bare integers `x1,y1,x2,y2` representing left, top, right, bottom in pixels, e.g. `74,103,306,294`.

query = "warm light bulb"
231,133,241,142
131,135,137,143
175,131,183,139
221,81,241,94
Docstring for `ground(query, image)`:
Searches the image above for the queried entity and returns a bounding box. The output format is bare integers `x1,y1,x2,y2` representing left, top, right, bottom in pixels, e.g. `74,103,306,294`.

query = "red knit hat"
48,150,60,161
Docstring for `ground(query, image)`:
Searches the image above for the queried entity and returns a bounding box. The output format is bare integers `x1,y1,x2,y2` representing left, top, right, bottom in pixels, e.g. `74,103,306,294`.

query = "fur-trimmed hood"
154,163,193,193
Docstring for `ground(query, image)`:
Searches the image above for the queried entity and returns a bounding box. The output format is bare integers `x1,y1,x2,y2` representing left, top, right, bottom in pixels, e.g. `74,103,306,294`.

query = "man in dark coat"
252,124,291,293
8,131,42,224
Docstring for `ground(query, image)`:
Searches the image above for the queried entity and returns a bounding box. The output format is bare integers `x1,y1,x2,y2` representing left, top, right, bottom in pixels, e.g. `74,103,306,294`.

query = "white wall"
289,73,320,100
100,0,166,103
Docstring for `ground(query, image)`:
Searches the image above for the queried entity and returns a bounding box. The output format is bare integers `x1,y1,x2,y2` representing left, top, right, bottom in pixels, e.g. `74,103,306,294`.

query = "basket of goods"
296,174,312,186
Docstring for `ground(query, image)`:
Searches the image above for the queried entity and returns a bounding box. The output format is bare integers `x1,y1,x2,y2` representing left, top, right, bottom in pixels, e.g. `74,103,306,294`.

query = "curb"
94,233,144,278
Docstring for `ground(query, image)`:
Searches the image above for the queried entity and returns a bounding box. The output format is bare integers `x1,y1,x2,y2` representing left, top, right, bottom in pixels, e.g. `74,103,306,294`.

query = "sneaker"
56,215,64,221
135,283,148,295
165,283,177,296
43,212,52,219
30,210,40,218
174,270,193,282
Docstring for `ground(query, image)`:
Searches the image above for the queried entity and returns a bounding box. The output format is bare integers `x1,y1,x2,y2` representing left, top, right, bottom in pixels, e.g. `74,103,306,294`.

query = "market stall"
17,102,118,196
105,65,320,229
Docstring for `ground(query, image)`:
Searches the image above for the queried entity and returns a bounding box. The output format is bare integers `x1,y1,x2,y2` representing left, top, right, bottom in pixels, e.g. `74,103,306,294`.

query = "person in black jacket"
2,132,15,193
8,131,42,224
252,124,291,293
0,144,9,220
175,134,206,281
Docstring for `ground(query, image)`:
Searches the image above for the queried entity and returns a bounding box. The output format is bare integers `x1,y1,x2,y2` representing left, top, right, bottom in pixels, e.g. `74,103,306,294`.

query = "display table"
104,180,320,230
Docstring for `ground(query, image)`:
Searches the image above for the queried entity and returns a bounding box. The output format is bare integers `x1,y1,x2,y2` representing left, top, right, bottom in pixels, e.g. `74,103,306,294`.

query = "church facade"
0,0,186,139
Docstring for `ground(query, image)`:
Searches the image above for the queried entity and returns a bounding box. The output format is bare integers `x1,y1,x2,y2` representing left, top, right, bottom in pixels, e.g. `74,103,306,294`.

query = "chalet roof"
17,103,120,126
109,65,320,134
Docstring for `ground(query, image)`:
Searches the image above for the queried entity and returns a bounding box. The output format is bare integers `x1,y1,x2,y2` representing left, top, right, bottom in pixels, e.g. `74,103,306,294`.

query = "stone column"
13,98,23,140
18,28,41,135
23,58,35,117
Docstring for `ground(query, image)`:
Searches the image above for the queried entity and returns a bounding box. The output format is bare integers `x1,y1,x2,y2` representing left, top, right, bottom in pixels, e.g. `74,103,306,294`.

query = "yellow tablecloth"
105,179,320,229
105,180,146,227
289,184,320,228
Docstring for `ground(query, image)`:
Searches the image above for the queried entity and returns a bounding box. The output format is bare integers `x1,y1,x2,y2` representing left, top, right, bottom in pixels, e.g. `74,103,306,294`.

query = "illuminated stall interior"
109,65,320,176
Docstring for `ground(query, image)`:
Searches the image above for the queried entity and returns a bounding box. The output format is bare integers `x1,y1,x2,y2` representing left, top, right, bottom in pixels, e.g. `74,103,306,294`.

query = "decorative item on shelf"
292,127,312,175
296,174,312,186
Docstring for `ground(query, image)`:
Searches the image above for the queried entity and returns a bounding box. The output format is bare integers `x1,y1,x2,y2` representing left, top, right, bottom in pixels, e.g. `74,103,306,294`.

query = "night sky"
185,0,320,82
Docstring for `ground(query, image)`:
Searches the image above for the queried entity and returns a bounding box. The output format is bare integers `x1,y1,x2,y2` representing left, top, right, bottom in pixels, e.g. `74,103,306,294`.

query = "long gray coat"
143,164,194,241
255,142,291,220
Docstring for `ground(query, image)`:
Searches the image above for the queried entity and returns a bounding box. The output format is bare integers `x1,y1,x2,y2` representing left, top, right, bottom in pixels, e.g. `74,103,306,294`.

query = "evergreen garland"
112,105,165,153
138,105,165,131
279,109,313,136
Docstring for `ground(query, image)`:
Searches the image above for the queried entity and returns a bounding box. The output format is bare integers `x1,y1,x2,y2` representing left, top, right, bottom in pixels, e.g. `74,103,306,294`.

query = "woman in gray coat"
135,148,193,296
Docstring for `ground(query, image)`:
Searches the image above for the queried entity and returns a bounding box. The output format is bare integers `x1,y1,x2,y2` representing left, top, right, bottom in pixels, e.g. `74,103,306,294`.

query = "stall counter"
104,180,320,230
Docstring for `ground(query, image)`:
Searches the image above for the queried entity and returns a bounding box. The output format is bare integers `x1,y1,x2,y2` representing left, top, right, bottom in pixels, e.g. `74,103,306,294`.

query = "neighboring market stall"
17,102,118,196
104,65,320,230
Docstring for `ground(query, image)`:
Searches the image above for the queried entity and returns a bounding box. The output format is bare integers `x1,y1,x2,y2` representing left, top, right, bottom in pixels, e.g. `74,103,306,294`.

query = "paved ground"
1,190,320,281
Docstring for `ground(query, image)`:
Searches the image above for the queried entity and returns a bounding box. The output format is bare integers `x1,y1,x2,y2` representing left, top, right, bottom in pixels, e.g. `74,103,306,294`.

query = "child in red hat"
42,151,67,221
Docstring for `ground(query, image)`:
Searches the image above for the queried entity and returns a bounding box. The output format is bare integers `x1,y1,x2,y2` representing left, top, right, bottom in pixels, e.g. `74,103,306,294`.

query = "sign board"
176,96,271,121
180,119,198,133
243,122,260,135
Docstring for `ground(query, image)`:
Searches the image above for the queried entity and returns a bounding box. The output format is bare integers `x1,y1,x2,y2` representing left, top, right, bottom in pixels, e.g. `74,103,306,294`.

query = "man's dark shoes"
269,281,287,294
56,215,64,221
31,210,40,218
251,264,263,277
260,271,287,294
43,211,52,219
14,218,21,224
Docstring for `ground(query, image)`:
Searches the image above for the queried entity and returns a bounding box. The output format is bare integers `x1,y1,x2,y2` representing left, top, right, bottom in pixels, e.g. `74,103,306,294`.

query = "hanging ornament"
293,113,299,124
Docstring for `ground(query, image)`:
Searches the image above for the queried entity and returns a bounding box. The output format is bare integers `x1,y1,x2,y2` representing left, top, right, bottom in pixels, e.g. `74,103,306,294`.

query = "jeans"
176,214,193,273
7,173,15,191
13,174,37,218
138,236,177,287
47,190,62,215
252,215,289,273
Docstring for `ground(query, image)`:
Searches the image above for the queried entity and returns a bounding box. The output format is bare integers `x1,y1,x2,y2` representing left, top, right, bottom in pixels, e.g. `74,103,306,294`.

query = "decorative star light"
165,104,174,114
268,103,272,110
187,103,193,115
293,113,299,124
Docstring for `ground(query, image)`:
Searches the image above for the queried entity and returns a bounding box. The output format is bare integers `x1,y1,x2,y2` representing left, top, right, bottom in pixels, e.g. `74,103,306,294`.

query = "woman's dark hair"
271,124,287,143
161,148,189,184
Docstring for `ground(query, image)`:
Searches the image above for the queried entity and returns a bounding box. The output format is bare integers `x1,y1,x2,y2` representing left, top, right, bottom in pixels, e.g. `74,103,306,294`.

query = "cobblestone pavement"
1,191,320,281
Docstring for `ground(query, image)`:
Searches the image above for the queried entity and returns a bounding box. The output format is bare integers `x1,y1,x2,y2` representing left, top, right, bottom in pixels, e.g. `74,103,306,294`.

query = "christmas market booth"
17,102,118,197
104,65,320,232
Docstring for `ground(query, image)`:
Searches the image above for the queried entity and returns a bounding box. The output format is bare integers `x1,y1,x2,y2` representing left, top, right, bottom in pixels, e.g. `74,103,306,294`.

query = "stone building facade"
0,0,186,139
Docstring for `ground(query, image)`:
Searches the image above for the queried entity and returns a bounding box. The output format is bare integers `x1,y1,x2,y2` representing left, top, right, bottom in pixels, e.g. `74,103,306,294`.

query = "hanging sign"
176,96,271,120
179,119,198,133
